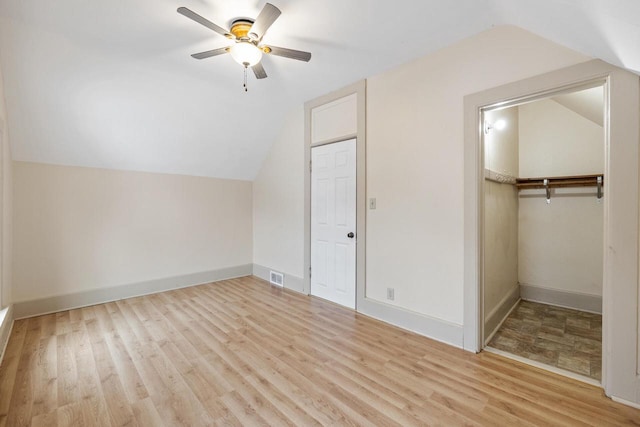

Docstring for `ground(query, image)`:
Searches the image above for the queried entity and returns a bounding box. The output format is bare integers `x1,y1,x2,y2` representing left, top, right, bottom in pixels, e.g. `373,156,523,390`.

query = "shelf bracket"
597,176,603,200
544,178,551,204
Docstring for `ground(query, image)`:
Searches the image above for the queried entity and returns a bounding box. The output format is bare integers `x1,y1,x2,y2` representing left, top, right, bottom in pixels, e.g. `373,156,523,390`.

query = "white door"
311,139,356,309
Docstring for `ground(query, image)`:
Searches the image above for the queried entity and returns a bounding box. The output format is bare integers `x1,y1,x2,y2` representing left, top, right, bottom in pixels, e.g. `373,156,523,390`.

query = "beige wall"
518,98,604,296
13,162,252,303
484,108,519,177
0,60,7,122
519,98,603,177
253,25,590,334
253,107,305,282
483,108,519,326
365,26,588,325
310,94,357,144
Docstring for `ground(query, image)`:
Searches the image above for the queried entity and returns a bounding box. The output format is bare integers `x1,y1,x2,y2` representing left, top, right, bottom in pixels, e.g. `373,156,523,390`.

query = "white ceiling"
0,0,639,180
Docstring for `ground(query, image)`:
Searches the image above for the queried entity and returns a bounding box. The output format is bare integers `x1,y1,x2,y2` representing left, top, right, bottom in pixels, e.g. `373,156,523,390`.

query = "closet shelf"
515,174,604,189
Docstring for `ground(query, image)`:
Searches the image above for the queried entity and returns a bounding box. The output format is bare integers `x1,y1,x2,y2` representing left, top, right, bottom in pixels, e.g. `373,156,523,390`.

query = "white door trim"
463,59,640,403
304,81,367,307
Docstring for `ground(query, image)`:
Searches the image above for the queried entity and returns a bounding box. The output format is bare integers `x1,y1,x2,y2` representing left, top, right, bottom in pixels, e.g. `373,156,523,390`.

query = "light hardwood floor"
0,276,639,426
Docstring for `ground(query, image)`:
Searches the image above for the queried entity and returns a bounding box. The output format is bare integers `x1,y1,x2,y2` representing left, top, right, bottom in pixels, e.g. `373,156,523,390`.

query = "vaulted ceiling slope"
0,1,638,181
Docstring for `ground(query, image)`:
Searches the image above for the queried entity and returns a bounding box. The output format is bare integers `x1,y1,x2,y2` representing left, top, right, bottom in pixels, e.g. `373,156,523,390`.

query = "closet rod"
515,174,604,189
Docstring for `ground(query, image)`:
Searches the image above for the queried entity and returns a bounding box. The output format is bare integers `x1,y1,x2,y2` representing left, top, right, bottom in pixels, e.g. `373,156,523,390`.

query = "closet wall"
518,93,604,312
484,108,519,335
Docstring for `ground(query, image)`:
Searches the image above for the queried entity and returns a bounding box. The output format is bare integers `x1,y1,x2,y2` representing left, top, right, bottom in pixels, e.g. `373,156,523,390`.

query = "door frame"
304,81,367,308
463,59,640,402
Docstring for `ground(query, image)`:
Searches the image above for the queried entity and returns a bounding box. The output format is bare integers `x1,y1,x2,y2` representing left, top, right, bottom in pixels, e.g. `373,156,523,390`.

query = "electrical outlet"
387,288,394,301
369,198,377,210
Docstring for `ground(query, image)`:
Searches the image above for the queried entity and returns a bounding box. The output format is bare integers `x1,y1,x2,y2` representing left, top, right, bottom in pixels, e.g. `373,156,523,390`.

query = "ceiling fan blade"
248,3,281,40
191,47,230,60
177,7,234,39
252,63,268,79
264,45,311,62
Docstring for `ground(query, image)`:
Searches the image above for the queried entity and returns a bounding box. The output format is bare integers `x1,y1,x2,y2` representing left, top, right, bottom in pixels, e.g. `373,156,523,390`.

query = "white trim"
484,287,521,345
484,299,521,346
484,346,601,387
13,264,253,319
611,396,640,410
304,80,367,302
0,305,14,365
311,133,358,148
358,297,463,348
520,283,602,314
252,264,305,294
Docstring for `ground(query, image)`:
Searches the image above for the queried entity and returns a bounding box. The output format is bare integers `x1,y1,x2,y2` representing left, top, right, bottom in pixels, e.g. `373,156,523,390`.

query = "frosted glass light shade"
229,42,263,66
494,119,507,130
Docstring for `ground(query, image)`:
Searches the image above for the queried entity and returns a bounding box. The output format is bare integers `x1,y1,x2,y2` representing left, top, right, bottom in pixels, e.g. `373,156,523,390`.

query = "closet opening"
481,82,605,384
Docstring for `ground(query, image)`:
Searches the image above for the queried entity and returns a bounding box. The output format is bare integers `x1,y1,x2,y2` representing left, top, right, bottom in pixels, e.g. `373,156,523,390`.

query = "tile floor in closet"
488,300,602,381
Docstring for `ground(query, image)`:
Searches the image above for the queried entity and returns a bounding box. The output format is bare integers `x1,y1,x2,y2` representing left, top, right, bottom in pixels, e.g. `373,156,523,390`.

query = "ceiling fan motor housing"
230,19,255,40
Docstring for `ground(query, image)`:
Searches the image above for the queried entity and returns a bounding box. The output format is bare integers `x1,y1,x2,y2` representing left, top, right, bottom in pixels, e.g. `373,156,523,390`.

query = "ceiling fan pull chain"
243,62,249,92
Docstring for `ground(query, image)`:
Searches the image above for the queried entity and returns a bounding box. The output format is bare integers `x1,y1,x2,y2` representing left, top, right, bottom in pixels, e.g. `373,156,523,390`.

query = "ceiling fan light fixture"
178,3,312,89
229,42,263,67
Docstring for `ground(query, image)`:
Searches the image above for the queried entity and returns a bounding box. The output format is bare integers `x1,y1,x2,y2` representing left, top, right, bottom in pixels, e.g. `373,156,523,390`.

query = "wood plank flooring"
0,276,638,426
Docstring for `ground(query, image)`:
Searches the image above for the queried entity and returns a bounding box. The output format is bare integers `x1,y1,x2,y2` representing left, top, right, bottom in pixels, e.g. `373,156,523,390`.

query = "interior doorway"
310,138,357,309
464,59,640,403
481,84,605,383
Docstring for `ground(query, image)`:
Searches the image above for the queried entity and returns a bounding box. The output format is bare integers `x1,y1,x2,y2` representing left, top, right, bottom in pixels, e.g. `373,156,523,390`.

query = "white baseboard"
0,305,14,365
611,396,640,410
520,283,602,314
357,297,463,348
252,264,305,294
253,264,461,347
13,264,253,319
484,285,520,342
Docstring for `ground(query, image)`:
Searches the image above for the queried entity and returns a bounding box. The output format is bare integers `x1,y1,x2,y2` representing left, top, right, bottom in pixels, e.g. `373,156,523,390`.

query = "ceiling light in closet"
485,119,507,134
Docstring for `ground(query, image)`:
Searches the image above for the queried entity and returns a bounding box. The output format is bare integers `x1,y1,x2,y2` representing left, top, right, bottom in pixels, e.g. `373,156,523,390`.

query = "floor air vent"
269,271,284,287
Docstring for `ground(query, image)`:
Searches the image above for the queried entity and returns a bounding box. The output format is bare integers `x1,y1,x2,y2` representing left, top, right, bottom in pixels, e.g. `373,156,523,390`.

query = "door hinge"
309,266,311,278
309,160,312,173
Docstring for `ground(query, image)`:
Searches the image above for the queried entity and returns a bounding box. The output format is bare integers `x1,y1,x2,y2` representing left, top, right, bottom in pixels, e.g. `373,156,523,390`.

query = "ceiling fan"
177,3,312,91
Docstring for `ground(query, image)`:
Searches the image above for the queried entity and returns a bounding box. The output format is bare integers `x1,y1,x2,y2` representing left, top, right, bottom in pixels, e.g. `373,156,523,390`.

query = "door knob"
347,232,355,238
